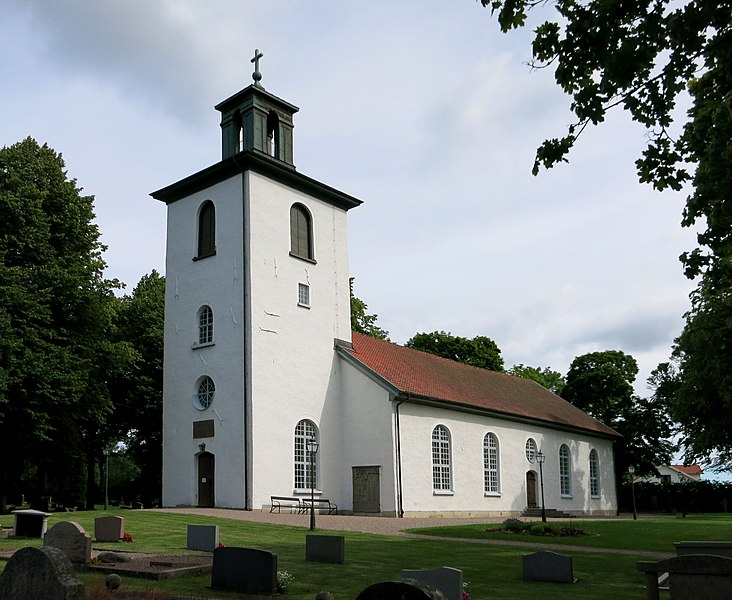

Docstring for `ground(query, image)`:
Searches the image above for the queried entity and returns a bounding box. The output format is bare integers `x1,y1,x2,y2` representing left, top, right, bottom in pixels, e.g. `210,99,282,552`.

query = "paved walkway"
148,508,673,558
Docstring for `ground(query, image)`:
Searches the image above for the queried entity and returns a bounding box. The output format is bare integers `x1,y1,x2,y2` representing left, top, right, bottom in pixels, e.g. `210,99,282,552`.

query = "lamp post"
628,465,637,520
306,438,319,531
678,472,687,518
103,448,110,511
536,450,547,523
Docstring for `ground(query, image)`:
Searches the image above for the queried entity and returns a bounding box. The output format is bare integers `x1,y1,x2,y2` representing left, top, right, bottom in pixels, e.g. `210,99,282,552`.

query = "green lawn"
2,511,729,599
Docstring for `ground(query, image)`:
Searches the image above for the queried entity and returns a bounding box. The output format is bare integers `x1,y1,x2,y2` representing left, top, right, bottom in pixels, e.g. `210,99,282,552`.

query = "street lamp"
628,465,637,520
103,448,110,511
306,438,319,531
536,450,547,523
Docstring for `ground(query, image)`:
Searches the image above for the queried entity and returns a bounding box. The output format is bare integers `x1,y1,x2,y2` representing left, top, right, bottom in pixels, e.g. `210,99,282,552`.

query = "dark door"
352,466,381,513
526,471,537,508
198,452,215,507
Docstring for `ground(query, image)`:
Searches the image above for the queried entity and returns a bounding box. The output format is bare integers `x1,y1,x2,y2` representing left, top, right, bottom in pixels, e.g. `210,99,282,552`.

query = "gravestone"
211,547,278,594
0,546,85,600
306,534,345,564
675,541,732,558
44,521,92,564
12,508,51,538
187,524,219,552
400,567,463,600
522,551,575,583
94,515,124,542
638,554,732,600
356,579,448,600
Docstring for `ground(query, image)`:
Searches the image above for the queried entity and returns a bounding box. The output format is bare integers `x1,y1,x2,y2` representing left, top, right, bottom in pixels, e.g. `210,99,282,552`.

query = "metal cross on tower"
251,49,264,85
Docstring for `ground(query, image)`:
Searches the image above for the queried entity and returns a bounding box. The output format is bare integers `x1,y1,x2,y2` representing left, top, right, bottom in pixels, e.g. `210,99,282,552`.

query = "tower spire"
251,49,264,87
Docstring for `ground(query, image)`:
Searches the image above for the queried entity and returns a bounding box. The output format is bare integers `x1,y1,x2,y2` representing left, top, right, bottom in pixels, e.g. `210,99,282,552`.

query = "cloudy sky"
2,0,698,397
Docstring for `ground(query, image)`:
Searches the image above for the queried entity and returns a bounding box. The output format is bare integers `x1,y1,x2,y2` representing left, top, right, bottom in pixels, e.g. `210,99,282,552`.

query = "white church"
153,58,620,517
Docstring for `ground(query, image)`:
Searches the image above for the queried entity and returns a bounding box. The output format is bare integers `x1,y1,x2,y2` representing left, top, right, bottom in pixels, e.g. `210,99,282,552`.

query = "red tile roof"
341,332,620,439
673,464,703,476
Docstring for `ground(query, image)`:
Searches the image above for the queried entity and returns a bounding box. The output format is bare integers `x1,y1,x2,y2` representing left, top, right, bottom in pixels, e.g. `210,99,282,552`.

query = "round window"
194,376,215,410
525,438,537,463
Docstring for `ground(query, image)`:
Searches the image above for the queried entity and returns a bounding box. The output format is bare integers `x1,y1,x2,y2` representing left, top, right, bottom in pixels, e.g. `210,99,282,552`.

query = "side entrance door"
526,471,537,508
198,452,215,507
352,466,381,513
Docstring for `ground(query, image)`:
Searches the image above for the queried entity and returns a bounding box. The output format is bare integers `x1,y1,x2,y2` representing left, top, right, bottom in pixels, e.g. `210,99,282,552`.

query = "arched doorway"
526,471,537,508
197,452,215,507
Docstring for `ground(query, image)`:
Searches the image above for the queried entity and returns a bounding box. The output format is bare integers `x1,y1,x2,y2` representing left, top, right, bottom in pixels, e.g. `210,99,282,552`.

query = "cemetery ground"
0,510,730,599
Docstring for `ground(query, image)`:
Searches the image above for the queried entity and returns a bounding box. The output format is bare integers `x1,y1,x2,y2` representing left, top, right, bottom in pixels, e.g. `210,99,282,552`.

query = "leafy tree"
350,277,389,340
564,350,674,478
406,331,504,372
508,364,565,396
109,271,165,505
480,0,732,467
0,137,126,511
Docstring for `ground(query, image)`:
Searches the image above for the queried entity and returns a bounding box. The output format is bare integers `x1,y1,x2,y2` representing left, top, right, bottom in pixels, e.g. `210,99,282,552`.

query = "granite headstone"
210,547,278,594
0,546,85,600
44,521,92,565
522,551,575,583
400,567,463,600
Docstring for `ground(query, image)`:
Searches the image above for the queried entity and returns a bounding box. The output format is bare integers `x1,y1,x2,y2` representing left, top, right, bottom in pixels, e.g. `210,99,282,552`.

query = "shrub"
501,518,528,533
560,525,589,537
528,522,560,536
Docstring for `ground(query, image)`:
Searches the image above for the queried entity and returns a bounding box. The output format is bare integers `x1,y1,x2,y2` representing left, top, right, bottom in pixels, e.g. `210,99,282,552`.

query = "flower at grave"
277,570,294,593
462,580,472,600
218,543,226,548
122,533,133,542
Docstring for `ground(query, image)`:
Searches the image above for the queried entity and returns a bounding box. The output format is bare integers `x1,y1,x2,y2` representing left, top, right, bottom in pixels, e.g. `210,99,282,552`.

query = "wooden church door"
526,471,537,508
198,452,215,507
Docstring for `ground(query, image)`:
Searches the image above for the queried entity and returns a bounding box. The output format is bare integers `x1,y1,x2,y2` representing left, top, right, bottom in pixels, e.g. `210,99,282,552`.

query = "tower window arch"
483,432,500,494
267,110,280,158
197,201,216,259
431,425,452,492
290,203,314,261
589,449,600,497
198,305,214,345
559,444,572,497
294,419,318,491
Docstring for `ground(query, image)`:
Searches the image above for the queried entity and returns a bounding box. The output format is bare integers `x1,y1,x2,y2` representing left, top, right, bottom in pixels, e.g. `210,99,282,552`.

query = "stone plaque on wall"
193,420,215,439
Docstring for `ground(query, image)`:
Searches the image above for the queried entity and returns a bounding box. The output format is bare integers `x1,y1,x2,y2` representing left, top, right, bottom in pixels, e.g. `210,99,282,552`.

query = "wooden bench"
270,496,305,514
301,498,338,515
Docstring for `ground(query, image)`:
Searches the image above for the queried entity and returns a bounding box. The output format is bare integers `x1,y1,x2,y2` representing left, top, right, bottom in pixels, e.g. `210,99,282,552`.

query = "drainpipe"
394,395,407,518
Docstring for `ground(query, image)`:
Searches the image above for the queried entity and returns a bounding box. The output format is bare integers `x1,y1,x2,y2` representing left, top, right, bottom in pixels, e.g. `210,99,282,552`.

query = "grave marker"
400,567,463,600
44,521,92,565
356,579,448,600
306,534,345,564
12,508,51,538
0,546,85,600
522,551,575,583
187,524,219,552
211,547,278,594
94,515,124,542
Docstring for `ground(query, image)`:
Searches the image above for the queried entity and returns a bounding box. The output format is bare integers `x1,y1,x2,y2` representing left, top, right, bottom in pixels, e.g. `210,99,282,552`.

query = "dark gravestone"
306,534,345,564
522,551,575,583
187,524,219,552
12,509,51,538
356,579,448,600
0,546,85,600
637,554,732,600
210,547,277,594
400,567,463,600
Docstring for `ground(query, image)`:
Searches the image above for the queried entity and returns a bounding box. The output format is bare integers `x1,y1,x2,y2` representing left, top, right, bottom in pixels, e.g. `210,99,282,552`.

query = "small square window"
298,283,310,308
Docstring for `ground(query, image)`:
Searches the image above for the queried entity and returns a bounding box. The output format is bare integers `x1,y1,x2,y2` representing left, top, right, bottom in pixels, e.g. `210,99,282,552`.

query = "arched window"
267,110,279,157
198,305,213,345
294,419,318,490
194,376,215,410
525,438,537,463
559,444,572,496
483,433,500,494
431,425,451,491
290,203,313,260
589,449,600,497
197,201,216,258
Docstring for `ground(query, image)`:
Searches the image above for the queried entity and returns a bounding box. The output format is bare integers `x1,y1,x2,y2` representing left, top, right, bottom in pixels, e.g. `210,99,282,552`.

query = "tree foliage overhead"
350,277,390,340
564,350,674,477
406,331,504,372
0,137,129,511
508,364,565,396
481,0,731,466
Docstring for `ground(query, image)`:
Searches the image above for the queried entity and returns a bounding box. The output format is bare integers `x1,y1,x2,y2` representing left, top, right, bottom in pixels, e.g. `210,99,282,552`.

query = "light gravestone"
187,524,219,552
306,534,345,564
522,551,575,583
210,547,278,594
356,580,448,600
94,515,124,542
44,521,92,565
400,567,463,600
0,546,85,600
